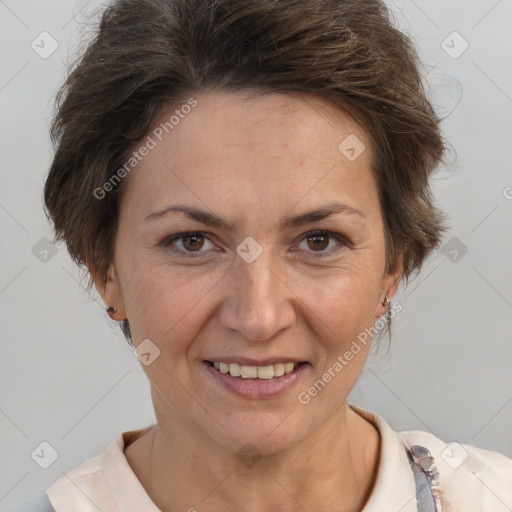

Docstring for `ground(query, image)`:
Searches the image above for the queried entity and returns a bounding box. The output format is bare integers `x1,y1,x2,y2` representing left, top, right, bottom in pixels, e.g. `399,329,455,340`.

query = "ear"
90,263,127,321
375,252,403,319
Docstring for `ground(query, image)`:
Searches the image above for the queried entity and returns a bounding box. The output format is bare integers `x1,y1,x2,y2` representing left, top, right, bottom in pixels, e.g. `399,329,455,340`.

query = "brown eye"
306,232,329,251
296,230,347,258
165,232,215,257
181,233,205,252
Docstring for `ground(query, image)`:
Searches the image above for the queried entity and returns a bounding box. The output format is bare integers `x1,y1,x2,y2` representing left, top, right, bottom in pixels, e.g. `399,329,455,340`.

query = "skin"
93,91,403,512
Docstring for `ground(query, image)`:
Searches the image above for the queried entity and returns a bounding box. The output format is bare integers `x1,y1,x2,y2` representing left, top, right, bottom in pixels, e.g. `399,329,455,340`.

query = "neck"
125,403,380,512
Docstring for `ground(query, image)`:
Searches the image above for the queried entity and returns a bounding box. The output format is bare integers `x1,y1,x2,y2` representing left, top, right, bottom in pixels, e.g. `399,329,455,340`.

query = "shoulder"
350,403,512,511
45,426,154,511
399,429,512,511
46,448,115,511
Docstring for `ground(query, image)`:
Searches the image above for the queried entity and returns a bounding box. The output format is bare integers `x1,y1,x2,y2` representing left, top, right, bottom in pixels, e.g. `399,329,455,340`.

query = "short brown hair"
44,0,448,344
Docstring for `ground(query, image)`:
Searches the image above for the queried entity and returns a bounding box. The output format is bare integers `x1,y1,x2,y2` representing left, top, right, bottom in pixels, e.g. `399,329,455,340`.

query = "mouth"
205,360,306,379
203,360,309,399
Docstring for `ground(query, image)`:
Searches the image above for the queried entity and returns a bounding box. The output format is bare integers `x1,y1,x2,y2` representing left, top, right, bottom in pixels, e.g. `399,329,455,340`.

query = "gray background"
1,0,511,507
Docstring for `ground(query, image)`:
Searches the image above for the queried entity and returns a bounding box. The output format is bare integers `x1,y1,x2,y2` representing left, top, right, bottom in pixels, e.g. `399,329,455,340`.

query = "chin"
206,410,313,456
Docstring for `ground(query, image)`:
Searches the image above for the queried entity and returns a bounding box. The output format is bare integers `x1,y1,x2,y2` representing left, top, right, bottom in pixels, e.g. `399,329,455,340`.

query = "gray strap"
9,493,55,512
406,445,439,512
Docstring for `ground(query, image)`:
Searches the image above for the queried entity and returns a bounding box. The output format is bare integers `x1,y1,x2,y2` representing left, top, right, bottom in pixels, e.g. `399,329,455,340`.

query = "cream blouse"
43,404,512,511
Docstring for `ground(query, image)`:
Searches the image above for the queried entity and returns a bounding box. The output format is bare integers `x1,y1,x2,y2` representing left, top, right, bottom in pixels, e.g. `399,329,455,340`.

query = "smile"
204,360,309,399
210,361,299,379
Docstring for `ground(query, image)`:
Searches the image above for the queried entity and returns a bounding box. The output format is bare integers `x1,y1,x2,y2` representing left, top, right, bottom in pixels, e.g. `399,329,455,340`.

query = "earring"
384,294,391,320
106,306,117,319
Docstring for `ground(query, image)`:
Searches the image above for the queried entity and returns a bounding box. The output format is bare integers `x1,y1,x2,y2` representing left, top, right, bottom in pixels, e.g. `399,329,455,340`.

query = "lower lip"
203,361,309,399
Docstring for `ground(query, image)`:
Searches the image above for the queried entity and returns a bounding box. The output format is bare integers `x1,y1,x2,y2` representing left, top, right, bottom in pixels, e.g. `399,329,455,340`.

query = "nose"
218,246,296,341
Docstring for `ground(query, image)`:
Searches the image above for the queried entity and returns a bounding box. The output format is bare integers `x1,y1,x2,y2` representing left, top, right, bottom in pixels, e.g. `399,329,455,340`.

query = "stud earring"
106,306,117,319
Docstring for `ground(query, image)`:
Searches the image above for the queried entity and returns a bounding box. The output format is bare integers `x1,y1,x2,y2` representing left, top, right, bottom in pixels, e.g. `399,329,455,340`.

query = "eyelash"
163,230,348,259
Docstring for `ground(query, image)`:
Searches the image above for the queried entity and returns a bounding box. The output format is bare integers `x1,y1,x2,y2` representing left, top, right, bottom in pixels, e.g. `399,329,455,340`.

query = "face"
96,91,401,455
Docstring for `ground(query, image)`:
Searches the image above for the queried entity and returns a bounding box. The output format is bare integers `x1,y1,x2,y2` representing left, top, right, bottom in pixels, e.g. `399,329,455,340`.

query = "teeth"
284,362,295,373
211,361,299,379
257,365,274,380
229,363,241,377
241,365,258,378
274,363,285,377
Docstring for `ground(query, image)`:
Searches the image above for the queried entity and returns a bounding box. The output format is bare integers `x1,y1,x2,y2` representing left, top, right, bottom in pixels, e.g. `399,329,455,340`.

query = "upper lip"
205,357,307,366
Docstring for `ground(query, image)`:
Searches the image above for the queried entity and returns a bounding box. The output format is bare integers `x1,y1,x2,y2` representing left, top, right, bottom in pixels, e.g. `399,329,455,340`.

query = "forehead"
121,91,379,221
160,91,370,163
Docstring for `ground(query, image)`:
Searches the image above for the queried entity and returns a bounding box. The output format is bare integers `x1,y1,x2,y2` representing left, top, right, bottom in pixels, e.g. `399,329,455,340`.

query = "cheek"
120,257,223,345
296,263,381,334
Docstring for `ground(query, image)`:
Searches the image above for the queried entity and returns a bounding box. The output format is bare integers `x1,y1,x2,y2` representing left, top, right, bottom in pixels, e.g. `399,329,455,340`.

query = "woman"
18,0,512,510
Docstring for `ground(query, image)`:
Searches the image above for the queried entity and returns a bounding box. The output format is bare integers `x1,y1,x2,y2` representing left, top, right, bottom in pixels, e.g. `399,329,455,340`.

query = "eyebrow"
144,202,365,230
